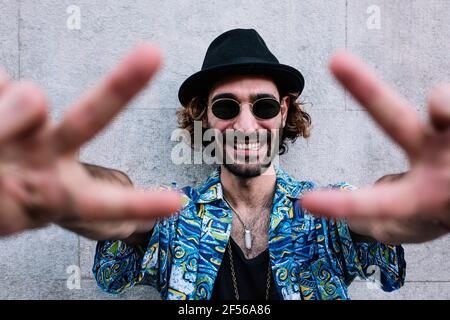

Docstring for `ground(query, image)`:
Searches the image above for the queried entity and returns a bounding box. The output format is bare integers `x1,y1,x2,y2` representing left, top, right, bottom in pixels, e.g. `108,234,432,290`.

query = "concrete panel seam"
17,0,21,80
344,0,348,111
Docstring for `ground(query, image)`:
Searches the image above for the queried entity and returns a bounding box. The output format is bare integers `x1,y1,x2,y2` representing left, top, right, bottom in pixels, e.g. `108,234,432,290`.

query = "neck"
220,165,277,212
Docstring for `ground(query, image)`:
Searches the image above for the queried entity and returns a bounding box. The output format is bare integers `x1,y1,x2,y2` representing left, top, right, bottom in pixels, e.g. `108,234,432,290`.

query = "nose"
232,103,260,132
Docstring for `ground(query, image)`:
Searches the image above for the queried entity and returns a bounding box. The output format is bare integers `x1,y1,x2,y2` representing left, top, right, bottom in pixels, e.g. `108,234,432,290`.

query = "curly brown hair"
176,88,311,155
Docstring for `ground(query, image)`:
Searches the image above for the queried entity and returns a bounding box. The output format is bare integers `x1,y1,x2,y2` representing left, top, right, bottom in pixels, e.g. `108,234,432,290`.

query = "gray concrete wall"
0,0,449,299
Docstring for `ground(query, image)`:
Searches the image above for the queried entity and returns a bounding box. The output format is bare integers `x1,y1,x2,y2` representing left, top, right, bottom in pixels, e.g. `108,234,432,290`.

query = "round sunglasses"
210,97,281,121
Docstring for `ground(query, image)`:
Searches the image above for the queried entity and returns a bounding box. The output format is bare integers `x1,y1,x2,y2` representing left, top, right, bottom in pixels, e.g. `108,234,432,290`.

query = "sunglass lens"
253,99,281,119
211,100,240,120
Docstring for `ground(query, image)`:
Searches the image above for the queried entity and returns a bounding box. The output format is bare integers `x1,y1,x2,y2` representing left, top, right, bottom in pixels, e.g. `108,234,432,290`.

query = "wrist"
121,229,153,247
59,220,138,241
81,162,133,187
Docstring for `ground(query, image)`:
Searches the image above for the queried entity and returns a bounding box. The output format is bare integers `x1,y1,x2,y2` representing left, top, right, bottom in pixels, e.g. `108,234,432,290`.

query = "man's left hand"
301,52,450,244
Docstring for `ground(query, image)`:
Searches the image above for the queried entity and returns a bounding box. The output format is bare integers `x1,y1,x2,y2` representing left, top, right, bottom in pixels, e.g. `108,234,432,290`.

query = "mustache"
197,128,282,165
220,129,276,144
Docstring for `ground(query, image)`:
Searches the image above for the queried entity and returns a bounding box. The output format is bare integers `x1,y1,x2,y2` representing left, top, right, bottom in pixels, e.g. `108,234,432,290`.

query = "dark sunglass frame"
210,97,282,121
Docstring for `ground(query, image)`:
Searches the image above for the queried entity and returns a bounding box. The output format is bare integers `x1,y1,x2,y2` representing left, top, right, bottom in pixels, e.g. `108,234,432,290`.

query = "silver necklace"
227,240,271,300
223,196,254,250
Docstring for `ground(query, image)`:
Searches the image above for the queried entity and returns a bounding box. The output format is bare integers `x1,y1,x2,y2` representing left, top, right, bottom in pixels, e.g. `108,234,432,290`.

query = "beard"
223,161,271,178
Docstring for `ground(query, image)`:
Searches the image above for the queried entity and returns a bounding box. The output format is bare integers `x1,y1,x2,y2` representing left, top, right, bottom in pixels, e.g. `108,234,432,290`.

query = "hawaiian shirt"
93,165,406,300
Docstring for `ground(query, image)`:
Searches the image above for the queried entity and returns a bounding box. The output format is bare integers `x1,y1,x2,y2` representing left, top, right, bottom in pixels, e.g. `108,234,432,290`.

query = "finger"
0,178,30,235
0,200,27,236
0,82,47,145
75,182,182,221
330,51,426,157
53,43,162,154
300,181,417,219
428,83,450,131
0,68,10,95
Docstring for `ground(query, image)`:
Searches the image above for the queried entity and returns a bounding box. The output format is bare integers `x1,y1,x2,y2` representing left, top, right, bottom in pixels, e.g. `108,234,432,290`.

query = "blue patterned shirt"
93,166,406,300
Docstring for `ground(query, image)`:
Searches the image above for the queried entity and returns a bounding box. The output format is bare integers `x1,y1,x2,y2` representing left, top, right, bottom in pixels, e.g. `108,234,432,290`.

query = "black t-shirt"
211,237,281,300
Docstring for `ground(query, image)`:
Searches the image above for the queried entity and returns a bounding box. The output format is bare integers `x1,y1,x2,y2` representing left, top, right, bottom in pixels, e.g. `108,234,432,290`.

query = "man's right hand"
0,43,181,238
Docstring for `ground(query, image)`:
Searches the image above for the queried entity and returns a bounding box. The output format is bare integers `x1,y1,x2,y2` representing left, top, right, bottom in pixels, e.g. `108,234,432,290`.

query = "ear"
280,96,290,127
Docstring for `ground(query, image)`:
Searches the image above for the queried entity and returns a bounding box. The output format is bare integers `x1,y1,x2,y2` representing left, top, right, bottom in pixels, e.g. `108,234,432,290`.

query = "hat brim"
178,63,305,106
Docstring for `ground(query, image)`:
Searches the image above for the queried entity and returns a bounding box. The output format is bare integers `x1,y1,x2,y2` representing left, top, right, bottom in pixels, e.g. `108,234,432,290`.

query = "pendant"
244,229,252,250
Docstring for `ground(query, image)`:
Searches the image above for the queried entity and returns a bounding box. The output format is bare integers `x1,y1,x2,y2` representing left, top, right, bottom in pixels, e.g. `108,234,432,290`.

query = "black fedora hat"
178,28,305,106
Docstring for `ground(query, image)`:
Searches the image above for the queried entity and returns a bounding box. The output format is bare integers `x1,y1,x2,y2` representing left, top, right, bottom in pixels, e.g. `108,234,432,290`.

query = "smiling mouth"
221,131,271,153
234,142,261,151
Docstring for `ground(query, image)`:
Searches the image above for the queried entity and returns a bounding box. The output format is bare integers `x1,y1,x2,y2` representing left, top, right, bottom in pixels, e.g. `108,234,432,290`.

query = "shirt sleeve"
139,214,179,297
92,184,190,296
92,239,149,294
322,182,406,292
92,215,179,296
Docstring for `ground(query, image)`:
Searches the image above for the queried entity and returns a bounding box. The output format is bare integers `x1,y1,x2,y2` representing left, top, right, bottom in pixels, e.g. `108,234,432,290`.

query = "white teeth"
235,142,260,150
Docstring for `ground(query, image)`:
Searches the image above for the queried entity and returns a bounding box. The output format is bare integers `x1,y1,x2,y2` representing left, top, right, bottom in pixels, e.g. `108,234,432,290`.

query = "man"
0,29,449,300
91,29,448,299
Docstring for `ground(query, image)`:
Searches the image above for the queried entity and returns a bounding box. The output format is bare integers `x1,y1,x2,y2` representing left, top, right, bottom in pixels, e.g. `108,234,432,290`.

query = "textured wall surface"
0,0,449,300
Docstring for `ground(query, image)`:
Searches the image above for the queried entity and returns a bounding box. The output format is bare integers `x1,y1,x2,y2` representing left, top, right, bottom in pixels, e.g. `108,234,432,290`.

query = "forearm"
120,228,153,246
59,163,154,244
81,163,133,187
377,172,449,242
367,216,449,245
348,220,377,243
348,209,449,245
60,220,139,241
348,172,404,244
368,171,447,243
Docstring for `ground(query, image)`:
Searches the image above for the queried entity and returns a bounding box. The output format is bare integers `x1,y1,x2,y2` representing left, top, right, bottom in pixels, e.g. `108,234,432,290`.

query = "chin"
223,162,271,178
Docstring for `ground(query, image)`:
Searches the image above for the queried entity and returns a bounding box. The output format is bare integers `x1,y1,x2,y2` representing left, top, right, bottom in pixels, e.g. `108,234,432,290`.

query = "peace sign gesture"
0,44,181,237
301,52,450,244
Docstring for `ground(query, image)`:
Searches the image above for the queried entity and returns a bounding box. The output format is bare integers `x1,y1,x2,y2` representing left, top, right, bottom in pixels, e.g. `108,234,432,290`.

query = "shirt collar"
193,165,309,204
195,166,223,203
